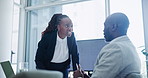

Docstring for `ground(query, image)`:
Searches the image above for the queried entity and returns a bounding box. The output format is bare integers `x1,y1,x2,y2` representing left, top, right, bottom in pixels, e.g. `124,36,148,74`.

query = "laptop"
0,61,15,78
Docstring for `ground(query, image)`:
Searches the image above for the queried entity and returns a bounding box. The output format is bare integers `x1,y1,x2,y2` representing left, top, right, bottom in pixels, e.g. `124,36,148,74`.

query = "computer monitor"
69,39,107,71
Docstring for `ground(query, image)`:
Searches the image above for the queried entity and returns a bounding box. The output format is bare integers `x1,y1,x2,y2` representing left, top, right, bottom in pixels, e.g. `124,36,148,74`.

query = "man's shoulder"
99,42,123,56
103,42,121,49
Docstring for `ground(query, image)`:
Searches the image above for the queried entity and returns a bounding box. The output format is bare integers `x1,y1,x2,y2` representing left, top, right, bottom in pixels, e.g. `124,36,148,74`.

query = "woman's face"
57,17,73,38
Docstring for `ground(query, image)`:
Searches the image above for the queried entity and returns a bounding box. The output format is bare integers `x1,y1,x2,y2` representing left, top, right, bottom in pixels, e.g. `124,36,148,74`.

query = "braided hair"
42,13,69,37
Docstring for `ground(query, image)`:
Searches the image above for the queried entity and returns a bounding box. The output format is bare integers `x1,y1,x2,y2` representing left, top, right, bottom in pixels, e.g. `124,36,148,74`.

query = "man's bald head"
105,13,129,32
104,13,130,42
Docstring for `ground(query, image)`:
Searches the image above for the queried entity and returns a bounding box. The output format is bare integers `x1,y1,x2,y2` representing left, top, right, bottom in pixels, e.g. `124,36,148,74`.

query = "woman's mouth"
67,32,72,37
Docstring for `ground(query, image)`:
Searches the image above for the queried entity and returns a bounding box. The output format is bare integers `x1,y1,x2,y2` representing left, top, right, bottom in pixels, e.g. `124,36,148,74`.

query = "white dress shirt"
51,33,69,63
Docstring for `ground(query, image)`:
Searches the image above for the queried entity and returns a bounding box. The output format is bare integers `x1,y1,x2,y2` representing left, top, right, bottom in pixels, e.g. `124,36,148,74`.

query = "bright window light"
62,0,105,40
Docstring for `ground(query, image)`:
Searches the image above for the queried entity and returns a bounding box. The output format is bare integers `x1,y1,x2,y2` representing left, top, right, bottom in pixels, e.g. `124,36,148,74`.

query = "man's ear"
112,24,118,32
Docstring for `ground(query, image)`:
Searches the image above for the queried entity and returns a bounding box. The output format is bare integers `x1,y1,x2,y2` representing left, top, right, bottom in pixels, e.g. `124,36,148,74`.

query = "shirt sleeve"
35,34,49,69
70,32,79,71
91,44,123,78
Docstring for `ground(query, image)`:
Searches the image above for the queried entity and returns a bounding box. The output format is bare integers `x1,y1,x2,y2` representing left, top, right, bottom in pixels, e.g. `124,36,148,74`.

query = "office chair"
12,70,63,78
126,73,142,78
0,61,15,78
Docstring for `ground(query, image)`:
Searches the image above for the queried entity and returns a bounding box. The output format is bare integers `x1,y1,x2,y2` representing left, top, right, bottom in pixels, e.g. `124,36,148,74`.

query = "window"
14,0,20,4
63,0,105,40
11,3,20,73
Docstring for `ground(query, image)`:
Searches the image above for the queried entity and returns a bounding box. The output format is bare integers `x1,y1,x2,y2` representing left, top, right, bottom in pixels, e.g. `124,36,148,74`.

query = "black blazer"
35,30,79,71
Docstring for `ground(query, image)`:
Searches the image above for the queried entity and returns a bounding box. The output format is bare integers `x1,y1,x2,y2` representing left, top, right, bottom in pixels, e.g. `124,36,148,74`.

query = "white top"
51,33,69,63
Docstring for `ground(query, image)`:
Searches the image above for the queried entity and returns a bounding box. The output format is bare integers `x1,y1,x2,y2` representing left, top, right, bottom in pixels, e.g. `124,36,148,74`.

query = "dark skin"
73,64,89,78
73,70,90,78
73,13,129,78
57,17,73,39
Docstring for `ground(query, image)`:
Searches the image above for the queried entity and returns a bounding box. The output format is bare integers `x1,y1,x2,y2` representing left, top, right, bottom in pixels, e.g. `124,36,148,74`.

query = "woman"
35,13,79,78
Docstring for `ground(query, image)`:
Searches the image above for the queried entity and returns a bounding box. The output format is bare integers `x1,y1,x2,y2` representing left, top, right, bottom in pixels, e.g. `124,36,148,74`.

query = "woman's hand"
73,64,84,78
73,69,84,78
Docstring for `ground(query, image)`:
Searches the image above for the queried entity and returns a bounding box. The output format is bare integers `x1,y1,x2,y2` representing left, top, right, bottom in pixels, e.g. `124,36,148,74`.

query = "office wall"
0,0,13,78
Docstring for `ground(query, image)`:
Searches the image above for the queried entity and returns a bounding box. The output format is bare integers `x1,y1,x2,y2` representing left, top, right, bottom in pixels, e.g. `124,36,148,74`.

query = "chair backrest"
0,61,15,78
12,70,63,78
126,73,142,78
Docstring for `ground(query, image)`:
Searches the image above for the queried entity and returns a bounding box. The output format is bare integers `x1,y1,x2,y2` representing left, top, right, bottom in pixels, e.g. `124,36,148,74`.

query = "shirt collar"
57,32,67,42
110,35,129,43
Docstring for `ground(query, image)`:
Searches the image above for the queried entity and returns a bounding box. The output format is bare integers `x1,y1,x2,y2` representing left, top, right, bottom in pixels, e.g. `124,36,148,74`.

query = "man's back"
91,35,141,78
115,36,141,78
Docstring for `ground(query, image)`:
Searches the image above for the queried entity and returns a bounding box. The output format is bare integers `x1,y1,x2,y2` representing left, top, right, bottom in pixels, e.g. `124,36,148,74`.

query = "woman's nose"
68,27,73,31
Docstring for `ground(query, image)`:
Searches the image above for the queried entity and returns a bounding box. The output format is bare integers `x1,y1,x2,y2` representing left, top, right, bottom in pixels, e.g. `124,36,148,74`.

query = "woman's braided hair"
42,13,69,37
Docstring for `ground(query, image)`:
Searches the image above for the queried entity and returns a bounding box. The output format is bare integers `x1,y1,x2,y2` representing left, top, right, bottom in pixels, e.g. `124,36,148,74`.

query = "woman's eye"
65,25,69,28
65,25,68,28
64,24,73,28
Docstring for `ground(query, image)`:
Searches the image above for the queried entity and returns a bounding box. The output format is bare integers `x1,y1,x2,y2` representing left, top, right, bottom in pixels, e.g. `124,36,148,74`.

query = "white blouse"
51,33,69,63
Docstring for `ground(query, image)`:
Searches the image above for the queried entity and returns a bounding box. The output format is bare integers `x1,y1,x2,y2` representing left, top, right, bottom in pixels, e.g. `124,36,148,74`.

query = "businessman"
73,12,141,78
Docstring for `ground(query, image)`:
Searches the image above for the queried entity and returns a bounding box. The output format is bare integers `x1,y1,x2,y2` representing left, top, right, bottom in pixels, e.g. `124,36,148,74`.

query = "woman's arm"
35,35,49,69
71,33,79,71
